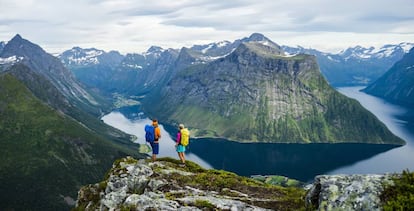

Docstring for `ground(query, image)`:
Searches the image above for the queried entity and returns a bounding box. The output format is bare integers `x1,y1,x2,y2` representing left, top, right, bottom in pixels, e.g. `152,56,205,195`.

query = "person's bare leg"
152,154,156,162
181,152,186,164
179,152,185,164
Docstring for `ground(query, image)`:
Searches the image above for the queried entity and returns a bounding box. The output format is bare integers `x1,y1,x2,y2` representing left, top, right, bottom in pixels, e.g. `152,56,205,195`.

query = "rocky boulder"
306,174,395,210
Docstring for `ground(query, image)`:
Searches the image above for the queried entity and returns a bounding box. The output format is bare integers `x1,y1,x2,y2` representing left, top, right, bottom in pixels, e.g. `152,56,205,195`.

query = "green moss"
261,175,303,187
157,157,205,173
381,170,414,210
98,181,107,191
193,200,216,209
120,204,137,211
165,192,186,200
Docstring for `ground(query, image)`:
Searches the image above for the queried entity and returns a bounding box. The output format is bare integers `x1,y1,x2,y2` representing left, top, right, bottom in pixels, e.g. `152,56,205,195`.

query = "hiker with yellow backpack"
175,124,189,166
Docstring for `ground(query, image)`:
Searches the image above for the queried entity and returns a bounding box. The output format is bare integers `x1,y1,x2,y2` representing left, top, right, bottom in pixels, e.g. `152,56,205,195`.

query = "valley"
101,86,414,181
0,33,413,210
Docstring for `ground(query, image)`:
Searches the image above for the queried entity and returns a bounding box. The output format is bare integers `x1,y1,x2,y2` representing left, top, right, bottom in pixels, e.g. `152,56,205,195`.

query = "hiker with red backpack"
175,124,189,166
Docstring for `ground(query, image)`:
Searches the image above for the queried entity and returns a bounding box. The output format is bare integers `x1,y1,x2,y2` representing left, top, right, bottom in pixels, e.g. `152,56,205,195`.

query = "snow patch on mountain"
59,47,107,66
201,44,214,54
327,56,340,62
400,42,414,52
217,40,230,48
339,43,414,60
258,40,274,48
124,64,143,70
0,55,23,65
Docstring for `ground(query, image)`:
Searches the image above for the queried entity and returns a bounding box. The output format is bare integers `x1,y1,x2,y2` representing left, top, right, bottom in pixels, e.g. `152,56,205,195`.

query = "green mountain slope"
144,42,404,145
363,47,414,106
7,64,134,146
0,73,145,210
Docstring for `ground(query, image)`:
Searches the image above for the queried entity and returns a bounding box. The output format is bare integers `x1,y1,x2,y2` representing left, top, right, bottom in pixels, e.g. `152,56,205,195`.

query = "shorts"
150,142,159,155
176,145,186,153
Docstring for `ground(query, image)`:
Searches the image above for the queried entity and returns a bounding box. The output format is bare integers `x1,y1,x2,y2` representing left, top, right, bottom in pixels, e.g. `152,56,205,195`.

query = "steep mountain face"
127,48,179,95
0,34,104,115
144,39,404,144
363,47,414,106
282,43,414,86
0,71,145,210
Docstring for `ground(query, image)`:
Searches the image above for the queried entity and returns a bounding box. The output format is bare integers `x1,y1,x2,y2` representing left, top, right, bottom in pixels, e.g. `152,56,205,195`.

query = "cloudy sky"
1,0,413,54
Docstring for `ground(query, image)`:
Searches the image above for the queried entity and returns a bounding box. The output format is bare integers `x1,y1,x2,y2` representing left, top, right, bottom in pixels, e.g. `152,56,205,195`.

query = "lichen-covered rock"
306,174,395,211
74,156,306,210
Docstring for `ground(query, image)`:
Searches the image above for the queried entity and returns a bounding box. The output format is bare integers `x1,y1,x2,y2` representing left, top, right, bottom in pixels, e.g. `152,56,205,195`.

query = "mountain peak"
11,34,23,41
1,34,46,58
147,46,163,53
248,33,267,41
242,33,283,54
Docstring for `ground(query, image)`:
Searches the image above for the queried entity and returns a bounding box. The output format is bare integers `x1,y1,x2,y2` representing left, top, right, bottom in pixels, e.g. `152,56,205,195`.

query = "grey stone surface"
306,174,394,211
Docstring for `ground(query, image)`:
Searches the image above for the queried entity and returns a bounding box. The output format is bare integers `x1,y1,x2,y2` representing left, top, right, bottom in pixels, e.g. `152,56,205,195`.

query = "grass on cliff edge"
381,170,414,210
155,157,306,210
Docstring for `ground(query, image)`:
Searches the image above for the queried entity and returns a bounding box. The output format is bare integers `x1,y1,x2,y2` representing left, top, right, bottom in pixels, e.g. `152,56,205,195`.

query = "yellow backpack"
180,128,190,146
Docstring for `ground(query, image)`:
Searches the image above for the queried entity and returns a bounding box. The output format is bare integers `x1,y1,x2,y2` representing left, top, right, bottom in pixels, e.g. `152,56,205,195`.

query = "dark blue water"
102,87,414,182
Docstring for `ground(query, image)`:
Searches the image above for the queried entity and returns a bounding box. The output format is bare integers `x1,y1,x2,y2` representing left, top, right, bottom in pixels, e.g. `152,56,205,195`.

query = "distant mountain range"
363,47,414,106
282,43,414,86
59,45,179,95
54,35,413,88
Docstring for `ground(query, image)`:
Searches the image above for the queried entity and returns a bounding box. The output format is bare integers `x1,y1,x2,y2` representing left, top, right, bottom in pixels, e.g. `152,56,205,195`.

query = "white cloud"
0,0,413,54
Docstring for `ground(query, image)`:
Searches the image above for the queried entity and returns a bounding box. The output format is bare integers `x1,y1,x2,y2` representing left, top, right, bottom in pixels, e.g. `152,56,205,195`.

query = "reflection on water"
102,87,414,181
188,139,396,181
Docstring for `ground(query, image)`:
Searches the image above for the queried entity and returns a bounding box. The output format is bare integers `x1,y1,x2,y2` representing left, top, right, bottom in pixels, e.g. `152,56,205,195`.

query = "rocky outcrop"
74,157,306,210
306,174,394,211
74,157,406,211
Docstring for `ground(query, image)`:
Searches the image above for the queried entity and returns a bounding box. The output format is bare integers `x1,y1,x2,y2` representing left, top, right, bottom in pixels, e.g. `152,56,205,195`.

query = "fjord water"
102,87,414,182
328,87,414,175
